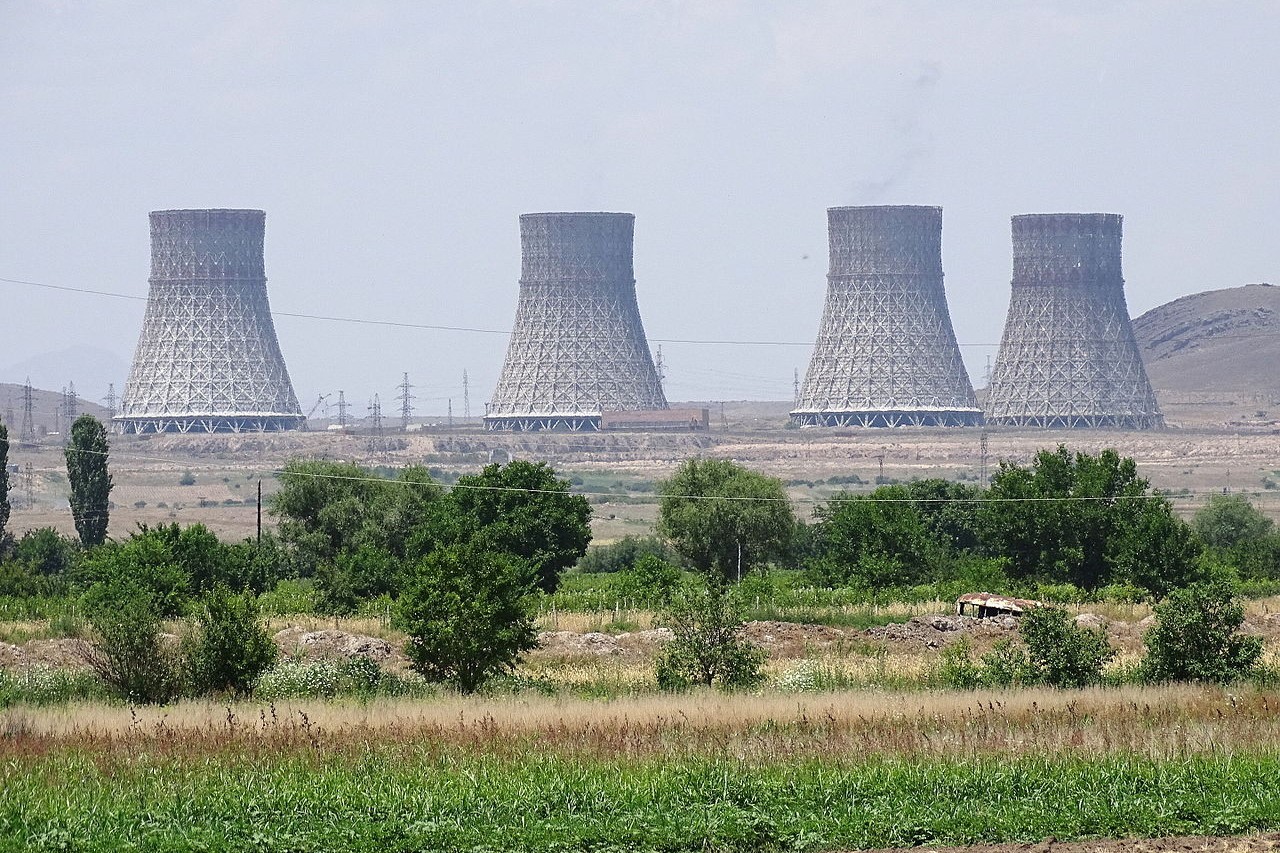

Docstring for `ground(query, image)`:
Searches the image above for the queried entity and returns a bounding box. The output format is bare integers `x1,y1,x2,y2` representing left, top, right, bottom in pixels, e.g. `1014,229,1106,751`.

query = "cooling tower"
116,209,304,434
985,213,1162,429
484,212,667,431
790,205,981,427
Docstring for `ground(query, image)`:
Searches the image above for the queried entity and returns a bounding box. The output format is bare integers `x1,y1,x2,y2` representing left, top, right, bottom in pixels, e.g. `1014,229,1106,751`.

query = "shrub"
1019,605,1114,688
183,587,277,696
654,586,765,690
618,553,683,605
81,581,183,704
577,535,672,574
0,666,106,707
936,637,982,689
1143,581,1263,683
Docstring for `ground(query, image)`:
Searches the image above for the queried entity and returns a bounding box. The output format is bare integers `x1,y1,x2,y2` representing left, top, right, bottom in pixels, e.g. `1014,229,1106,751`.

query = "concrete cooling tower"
985,213,1163,429
484,212,667,431
116,209,304,434
791,205,981,427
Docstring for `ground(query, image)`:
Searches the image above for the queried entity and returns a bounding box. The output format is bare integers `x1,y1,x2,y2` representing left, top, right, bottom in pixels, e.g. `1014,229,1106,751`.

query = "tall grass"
2,748,1279,850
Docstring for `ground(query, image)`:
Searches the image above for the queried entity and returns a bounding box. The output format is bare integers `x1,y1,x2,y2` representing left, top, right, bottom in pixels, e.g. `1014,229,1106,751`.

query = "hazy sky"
2,1,1277,413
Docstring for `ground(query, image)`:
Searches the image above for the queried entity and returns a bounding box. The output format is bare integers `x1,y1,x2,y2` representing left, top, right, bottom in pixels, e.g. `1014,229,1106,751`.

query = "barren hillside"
1133,283,1280,395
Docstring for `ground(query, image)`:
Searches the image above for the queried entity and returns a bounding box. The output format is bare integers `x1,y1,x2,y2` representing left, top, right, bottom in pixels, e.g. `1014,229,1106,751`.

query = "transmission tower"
462,370,471,420
4,394,13,429
793,368,800,407
368,395,386,456
447,398,453,429
397,373,414,431
336,391,350,428
23,463,34,510
63,382,78,427
20,379,35,443
103,383,117,420
655,345,665,383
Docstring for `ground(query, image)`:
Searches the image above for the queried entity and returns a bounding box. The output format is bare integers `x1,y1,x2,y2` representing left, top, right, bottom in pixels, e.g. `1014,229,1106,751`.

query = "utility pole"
396,372,414,431
979,428,989,487
19,379,35,443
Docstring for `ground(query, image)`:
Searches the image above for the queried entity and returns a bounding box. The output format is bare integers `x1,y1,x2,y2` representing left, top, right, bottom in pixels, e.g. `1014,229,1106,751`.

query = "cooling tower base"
985,414,1164,430
115,415,305,435
483,415,602,432
789,409,984,428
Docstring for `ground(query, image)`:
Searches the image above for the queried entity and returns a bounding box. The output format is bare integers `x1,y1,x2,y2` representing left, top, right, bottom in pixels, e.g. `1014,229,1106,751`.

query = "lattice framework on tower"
117,209,304,434
985,214,1162,430
486,213,667,431
791,206,981,428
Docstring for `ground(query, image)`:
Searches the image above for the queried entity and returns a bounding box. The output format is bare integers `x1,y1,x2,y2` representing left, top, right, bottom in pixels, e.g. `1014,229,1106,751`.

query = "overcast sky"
2,1,1277,413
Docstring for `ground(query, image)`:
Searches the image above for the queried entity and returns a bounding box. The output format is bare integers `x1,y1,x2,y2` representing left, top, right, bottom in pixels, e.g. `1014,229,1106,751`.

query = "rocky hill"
0,383,112,438
1132,283,1280,395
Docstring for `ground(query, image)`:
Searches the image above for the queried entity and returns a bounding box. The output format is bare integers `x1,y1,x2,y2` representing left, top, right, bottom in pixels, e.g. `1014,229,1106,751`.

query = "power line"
15,272,1270,350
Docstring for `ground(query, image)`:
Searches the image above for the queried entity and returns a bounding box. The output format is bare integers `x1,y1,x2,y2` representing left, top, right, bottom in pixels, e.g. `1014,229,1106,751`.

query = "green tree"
1019,605,1115,688
807,485,941,588
80,531,192,617
399,543,537,692
429,461,591,594
65,414,113,547
183,587,277,696
577,535,672,574
1193,494,1273,550
657,459,795,585
979,446,1198,593
1143,581,1263,683
654,585,766,690
14,528,79,578
619,553,684,605
270,461,440,606
1191,494,1280,581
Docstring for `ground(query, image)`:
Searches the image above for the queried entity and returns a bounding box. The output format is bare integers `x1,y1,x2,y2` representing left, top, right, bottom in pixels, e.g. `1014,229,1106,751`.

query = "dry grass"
6,683,1279,763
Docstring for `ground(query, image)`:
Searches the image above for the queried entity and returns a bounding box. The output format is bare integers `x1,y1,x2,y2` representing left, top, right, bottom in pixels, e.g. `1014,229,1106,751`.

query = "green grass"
2,750,1278,851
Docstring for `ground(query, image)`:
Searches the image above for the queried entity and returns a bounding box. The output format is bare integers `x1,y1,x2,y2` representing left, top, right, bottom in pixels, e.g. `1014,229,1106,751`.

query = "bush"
936,637,982,689
577,535,672,574
1143,581,1263,683
183,587,277,696
654,586,766,690
1019,605,1114,688
81,581,183,704
618,553,684,605
399,543,538,693
254,657,428,700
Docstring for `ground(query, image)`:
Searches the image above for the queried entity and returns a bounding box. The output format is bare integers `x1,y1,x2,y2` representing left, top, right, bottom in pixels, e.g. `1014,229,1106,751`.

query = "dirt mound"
740,621,862,657
1133,282,1280,395
531,629,673,662
852,832,1280,852
867,614,1020,648
272,627,399,665
0,638,94,671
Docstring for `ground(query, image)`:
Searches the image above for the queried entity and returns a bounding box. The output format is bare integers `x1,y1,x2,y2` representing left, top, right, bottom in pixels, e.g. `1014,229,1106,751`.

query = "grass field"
4,686,1280,851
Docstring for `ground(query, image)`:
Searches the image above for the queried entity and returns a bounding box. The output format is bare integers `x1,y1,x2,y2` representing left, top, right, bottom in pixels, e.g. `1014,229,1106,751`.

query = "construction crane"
302,394,331,430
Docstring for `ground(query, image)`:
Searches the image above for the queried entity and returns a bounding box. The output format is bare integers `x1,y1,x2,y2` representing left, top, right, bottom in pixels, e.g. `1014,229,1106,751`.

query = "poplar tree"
65,414,113,547
0,421,10,540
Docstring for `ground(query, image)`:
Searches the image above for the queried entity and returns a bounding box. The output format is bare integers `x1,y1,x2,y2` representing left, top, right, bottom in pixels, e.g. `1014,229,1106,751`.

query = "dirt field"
6,395,1280,543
